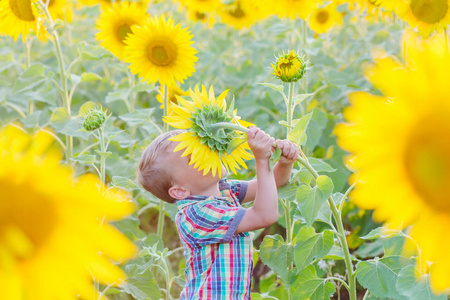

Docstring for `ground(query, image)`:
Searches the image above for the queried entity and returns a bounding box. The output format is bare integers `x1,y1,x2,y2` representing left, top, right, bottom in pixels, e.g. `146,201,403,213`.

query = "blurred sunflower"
178,0,220,13
0,0,49,42
218,0,258,29
308,3,342,34
46,0,72,22
96,1,148,61
163,85,253,178
398,0,450,34
335,33,450,292
0,126,137,299
185,7,216,27
124,15,198,87
156,84,190,114
273,0,318,20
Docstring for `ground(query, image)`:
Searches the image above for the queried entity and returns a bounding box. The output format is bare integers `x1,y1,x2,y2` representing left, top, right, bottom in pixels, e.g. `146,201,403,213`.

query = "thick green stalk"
285,82,295,243
157,84,169,239
99,126,106,194
297,157,357,300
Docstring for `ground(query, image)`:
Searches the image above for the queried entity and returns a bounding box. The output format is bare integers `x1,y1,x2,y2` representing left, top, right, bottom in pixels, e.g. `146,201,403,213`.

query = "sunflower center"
115,23,133,44
0,180,56,260
9,0,35,21
229,3,246,19
195,11,206,20
404,119,450,213
316,10,330,24
147,38,178,67
191,105,234,154
410,0,448,24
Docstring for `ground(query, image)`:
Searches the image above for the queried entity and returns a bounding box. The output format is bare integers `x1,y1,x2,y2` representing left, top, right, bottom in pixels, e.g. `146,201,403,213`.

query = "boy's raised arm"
242,139,299,203
236,127,278,233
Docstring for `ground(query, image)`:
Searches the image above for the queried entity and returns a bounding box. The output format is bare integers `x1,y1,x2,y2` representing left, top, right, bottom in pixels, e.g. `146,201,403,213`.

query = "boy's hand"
247,126,275,161
275,139,300,164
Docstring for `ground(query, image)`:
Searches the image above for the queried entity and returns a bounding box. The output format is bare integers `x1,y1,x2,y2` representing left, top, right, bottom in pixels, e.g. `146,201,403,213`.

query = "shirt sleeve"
177,200,246,247
229,180,248,203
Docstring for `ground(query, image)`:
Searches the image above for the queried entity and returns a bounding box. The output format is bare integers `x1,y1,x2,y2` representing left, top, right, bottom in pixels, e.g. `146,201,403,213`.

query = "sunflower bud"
83,108,107,131
271,50,307,83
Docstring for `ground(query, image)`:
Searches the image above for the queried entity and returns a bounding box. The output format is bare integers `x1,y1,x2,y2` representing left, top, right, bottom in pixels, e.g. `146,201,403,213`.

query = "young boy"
137,126,299,299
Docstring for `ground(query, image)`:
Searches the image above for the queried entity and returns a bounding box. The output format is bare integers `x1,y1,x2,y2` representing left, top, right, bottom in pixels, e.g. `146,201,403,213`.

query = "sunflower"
308,3,343,34
96,1,148,61
397,0,450,34
0,126,137,298
218,0,259,29
271,50,307,83
185,7,216,27
163,85,253,178
0,0,49,42
335,33,450,292
46,0,71,22
156,84,190,114
124,15,198,87
178,0,220,13
273,0,318,20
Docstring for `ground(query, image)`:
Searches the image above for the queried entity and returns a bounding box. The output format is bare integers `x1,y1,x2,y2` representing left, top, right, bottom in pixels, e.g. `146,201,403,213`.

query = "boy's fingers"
276,139,283,149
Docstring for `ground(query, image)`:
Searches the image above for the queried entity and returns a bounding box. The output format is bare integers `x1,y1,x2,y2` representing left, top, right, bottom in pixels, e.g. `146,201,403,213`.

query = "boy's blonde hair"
137,130,185,203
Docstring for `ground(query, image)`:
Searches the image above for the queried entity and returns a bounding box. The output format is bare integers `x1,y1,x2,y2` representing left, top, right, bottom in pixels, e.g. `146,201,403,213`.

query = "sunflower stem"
99,126,107,193
296,156,357,300
157,84,169,239
25,37,33,115
40,0,72,161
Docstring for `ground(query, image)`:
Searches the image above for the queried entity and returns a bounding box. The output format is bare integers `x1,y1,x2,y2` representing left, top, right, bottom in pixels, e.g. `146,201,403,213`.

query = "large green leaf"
259,234,293,285
356,256,412,299
294,226,334,271
287,112,312,146
396,265,447,300
305,108,327,150
122,268,161,300
296,175,334,226
290,265,336,300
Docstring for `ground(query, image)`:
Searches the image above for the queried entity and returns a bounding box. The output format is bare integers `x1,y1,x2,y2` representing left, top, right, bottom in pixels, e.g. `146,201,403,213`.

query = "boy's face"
164,141,226,195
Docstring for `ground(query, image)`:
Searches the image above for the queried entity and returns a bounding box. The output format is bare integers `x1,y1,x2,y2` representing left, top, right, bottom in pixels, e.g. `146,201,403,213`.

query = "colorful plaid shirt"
175,179,253,300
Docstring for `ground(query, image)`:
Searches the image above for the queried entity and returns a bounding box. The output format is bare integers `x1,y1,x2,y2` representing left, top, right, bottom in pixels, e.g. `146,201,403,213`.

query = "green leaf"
294,226,334,271
397,265,447,300
308,158,336,173
290,265,336,300
287,113,312,146
122,269,161,300
383,235,405,256
130,82,156,93
293,93,315,105
70,154,96,164
119,108,155,126
323,245,357,261
50,108,90,139
259,234,293,285
12,64,46,95
78,101,97,116
305,108,328,150
80,72,102,82
77,42,113,60
296,175,334,226
360,227,399,240
258,82,284,94
112,176,138,190
95,150,112,159
106,89,129,103
356,256,412,299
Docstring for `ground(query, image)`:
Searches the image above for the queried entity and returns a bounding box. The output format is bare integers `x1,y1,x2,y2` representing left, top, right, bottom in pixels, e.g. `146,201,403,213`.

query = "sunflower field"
1,0,450,299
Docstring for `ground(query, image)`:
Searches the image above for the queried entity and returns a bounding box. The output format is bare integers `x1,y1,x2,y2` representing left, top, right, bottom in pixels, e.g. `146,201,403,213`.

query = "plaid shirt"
175,179,253,300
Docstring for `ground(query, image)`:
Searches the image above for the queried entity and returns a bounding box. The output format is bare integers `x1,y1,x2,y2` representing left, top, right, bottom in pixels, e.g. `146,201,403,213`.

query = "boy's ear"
168,185,190,200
